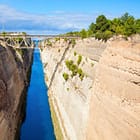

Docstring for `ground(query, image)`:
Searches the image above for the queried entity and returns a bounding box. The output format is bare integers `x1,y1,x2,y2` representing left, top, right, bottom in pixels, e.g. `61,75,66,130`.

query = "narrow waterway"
20,41,55,140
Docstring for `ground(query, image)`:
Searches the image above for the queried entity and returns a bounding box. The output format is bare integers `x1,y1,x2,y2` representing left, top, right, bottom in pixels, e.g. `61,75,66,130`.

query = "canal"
20,41,55,140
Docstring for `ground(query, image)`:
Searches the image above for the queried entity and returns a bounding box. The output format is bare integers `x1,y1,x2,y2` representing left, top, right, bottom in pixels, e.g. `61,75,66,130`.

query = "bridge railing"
0,34,80,38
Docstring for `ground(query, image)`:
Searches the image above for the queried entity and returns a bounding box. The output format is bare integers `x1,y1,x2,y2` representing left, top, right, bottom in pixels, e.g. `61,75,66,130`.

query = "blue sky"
0,0,140,34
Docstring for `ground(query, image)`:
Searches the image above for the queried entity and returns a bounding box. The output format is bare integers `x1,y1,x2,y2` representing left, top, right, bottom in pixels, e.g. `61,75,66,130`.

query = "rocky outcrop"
41,36,140,140
0,43,33,140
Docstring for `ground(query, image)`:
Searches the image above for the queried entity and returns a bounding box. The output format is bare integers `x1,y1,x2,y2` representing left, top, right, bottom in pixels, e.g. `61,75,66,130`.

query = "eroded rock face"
86,39,140,140
41,37,140,140
41,38,107,140
0,44,33,140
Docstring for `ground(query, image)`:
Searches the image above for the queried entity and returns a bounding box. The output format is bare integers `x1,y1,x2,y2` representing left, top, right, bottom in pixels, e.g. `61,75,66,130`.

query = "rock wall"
86,38,140,140
40,38,106,140
0,43,33,140
41,36,140,140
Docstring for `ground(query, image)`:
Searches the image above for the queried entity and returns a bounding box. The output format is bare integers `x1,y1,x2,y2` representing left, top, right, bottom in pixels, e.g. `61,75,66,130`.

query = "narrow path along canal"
20,41,56,140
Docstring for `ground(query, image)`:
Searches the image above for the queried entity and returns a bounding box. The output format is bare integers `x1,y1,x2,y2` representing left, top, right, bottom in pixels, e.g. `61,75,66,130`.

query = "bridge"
0,34,80,49
0,34,79,38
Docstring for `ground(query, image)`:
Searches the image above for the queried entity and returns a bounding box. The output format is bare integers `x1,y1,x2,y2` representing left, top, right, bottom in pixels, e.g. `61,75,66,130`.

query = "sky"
0,0,140,34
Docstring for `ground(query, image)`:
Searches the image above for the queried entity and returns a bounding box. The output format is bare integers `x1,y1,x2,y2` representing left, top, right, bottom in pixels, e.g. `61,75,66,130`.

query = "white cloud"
0,4,96,34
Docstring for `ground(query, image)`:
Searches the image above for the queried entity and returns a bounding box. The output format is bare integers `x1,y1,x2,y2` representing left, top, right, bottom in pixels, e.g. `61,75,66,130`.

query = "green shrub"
79,73,84,81
74,51,77,56
55,37,60,42
71,39,76,47
63,73,69,81
102,30,113,41
64,38,68,42
95,31,103,40
65,60,78,77
65,59,84,80
77,68,84,81
22,32,27,35
77,68,83,75
65,60,74,70
80,29,87,39
47,40,52,46
2,32,6,37
71,64,78,77
77,55,82,65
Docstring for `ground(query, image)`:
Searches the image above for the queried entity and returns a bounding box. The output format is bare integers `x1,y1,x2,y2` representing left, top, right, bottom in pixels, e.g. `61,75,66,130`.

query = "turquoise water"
20,42,55,140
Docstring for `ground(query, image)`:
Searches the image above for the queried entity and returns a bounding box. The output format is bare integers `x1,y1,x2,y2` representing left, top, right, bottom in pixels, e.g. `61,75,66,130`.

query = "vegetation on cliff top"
65,13,140,41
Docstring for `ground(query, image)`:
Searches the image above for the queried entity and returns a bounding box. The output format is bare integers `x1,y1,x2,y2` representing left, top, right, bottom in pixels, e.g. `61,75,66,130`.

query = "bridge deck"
0,34,80,38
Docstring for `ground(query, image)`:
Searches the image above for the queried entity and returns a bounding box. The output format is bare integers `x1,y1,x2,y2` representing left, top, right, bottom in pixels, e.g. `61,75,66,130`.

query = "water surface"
20,42,55,140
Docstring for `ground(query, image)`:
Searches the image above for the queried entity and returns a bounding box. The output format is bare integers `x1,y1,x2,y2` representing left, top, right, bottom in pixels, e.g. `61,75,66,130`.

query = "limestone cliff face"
41,36,140,140
0,43,33,140
86,38,140,140
41,38,106,140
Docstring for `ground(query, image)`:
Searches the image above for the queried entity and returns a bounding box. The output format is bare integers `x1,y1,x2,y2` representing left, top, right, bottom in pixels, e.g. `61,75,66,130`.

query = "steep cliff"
40,38,107,140
0,43,33,140
41,36,140,140
86,38,140,140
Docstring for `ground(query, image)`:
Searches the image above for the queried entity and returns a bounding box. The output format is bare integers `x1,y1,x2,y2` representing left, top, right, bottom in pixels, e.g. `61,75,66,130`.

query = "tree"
95,31,103,40
63,13,139,40
103,30,113,41
120,12,129,23
111,18,122,34
87,29,94,37
115,25,125,35
96,15,109,32
89,23,97,34
124,14,135,36
80,29,87,39
22,32,27,35
135,19,140,33
2,31,6,37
